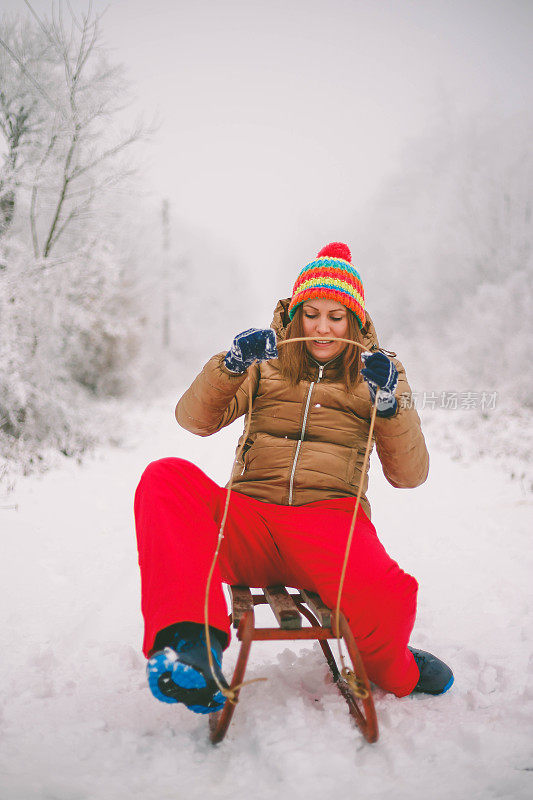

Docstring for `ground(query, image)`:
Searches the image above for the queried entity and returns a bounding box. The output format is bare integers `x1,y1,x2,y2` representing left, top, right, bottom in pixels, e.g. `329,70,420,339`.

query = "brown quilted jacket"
175,299,429,519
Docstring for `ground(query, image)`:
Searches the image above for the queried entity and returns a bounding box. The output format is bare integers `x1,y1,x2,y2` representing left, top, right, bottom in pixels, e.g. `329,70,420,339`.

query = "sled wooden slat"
230,586,254,629
249,627,333,641
264,585,302,629
299,588,332,627
208,585,379,746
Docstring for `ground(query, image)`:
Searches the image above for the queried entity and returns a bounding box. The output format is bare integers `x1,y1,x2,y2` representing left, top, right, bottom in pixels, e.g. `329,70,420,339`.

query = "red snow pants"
134,457,420,697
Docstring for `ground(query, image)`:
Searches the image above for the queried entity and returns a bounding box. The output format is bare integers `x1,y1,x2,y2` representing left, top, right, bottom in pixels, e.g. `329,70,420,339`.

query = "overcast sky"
3,0,532,308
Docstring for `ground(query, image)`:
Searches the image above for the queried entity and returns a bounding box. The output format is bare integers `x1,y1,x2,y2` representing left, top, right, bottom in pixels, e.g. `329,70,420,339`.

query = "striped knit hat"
288,242,365,329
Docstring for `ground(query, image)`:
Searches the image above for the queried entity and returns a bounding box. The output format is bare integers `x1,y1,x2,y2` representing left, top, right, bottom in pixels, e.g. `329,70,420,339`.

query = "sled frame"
208,585,379,744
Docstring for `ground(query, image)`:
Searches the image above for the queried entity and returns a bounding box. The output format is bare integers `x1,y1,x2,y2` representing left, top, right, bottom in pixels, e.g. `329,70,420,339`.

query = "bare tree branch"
30,127,59,256
0,33,64,117
42,122,80,257
70,127,143,180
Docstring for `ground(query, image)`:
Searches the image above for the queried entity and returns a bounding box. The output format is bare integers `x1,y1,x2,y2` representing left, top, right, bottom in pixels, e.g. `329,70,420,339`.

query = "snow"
0,393,532,800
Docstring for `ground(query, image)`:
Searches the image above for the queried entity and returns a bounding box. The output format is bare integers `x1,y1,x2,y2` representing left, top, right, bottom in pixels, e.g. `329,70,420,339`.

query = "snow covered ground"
1,392,531,800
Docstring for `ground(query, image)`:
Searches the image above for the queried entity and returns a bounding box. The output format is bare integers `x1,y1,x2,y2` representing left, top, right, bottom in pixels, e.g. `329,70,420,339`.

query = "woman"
134,242,453,715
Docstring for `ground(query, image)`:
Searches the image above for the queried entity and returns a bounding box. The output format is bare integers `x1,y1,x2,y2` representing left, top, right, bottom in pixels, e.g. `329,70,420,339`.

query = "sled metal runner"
208,585,379,744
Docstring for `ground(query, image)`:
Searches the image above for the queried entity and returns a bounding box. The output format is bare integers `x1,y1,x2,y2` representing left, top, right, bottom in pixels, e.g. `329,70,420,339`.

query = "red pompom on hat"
317,242,352,262
288,241,365,329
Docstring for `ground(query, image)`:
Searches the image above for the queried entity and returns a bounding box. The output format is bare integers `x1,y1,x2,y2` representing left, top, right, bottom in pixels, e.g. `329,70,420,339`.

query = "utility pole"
161,199,170,349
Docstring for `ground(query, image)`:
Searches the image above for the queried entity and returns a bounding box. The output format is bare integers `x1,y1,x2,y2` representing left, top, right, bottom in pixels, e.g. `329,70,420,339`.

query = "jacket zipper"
288,360,329,505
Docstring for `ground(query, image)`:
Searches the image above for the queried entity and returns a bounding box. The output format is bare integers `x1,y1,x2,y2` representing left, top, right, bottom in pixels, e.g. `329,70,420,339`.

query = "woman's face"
301,298,349,362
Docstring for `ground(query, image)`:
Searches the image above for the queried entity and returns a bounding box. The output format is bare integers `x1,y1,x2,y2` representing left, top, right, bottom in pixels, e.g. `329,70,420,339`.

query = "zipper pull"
318,365,324,380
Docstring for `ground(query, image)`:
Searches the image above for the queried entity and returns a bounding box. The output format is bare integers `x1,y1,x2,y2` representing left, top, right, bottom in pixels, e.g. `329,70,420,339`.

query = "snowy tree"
0,3,249,482
0,4,153,476
0,3,146,257
0,15,51,238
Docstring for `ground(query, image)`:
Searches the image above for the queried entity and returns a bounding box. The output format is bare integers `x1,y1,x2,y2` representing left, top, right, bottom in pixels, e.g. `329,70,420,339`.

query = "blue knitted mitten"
224,328,278,374
361,351,399,418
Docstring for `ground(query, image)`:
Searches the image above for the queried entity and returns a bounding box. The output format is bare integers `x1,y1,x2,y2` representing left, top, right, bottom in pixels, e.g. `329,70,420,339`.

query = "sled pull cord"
204,373,267,704
204,336,381,703
333,395,378,698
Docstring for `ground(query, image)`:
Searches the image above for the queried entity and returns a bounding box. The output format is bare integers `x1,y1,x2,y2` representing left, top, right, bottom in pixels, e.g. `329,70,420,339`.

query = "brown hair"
278,305,363,391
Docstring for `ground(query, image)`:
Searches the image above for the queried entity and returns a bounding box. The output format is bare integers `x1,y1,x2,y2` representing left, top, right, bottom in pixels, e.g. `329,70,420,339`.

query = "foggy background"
1,5,532,795
1,0,532,477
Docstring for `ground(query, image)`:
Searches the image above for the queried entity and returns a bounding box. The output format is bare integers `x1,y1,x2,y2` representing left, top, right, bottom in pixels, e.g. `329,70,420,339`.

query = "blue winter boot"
147,624,229,714
409,647,454,695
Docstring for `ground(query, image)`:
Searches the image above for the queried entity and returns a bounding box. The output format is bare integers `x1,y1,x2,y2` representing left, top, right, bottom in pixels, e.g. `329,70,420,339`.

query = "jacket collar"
307,353,345,376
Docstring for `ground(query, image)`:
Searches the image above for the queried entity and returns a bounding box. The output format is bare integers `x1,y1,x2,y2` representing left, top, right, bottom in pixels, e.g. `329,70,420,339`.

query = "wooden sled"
208,585,379,744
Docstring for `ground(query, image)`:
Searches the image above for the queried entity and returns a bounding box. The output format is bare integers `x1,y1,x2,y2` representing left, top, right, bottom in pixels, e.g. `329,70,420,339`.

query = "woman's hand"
224,328,278,374
361,351,399,417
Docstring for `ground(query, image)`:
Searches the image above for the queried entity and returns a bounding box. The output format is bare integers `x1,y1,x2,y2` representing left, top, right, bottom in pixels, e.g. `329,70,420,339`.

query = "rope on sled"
204,374,265,703
204,335,381,704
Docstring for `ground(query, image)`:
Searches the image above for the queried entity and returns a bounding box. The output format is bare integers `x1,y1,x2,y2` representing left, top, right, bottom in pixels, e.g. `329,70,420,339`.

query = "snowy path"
1,394,531,800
